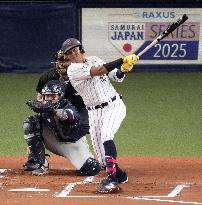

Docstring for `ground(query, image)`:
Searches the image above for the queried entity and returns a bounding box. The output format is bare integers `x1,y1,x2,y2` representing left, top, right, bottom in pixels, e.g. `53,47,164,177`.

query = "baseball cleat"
23,159,38,171
32,160,49,176
32,167,49,176
23,155,50,171
96,178,120,194
117,171,128,184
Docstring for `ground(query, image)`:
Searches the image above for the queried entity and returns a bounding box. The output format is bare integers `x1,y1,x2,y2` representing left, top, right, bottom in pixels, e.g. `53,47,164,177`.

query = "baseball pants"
88,93,126,165
42,125,93,170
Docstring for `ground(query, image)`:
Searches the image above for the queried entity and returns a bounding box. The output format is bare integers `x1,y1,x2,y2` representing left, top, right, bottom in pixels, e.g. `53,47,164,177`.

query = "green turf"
0,73,40,155
0,72,202,156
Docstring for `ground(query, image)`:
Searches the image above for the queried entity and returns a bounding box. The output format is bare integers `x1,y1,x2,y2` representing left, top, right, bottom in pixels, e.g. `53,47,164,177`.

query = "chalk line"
168,184,190,197
56,176,95,197
0,169,7,174
56,195,202,204
127,196,202,205
138,183,190,198
8,188,50,192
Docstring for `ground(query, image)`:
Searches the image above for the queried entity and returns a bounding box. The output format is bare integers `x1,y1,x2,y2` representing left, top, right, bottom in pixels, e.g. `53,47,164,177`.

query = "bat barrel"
136,14,188,57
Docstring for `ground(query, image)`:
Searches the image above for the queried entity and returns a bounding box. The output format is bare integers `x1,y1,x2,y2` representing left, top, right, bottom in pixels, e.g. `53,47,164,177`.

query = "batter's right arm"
90,54,139,77
68,55,139,81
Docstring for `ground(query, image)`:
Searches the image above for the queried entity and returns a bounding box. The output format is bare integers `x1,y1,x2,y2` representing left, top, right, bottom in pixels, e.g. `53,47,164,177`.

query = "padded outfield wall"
0,2,78,72
0,0,201,72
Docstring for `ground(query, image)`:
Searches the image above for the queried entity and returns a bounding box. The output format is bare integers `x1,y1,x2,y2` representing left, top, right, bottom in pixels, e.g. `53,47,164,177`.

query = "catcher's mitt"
26,100,55,114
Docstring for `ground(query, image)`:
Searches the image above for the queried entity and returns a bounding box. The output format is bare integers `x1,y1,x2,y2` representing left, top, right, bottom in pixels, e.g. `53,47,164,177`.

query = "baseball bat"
136,14,188,58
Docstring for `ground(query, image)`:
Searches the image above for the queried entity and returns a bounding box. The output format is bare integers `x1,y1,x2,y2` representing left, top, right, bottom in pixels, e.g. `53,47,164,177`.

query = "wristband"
103,58,123,72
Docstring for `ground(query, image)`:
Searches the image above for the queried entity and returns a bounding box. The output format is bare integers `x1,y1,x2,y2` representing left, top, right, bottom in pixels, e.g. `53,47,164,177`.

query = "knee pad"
79,157,101,176
23,116,41,136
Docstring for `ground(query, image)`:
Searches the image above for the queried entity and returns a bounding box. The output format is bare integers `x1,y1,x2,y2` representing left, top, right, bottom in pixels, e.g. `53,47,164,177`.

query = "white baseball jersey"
67,56,123,107
67,56,126,165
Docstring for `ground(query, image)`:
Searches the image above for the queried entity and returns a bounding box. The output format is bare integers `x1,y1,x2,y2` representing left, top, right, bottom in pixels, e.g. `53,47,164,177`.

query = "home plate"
8,188,50,192
0,169,7,174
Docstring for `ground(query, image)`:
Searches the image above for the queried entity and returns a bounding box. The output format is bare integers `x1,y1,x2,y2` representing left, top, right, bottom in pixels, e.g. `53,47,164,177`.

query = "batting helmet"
61,38,85,54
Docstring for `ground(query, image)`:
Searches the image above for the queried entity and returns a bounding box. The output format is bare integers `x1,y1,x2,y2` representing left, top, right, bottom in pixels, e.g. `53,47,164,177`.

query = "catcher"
22,80,101,176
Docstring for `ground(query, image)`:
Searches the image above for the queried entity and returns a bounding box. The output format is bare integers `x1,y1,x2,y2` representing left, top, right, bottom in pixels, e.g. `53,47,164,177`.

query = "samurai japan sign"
82,8,201,65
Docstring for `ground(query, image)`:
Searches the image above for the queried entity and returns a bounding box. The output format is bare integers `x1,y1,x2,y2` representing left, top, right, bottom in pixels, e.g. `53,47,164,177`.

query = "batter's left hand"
121,54,139,72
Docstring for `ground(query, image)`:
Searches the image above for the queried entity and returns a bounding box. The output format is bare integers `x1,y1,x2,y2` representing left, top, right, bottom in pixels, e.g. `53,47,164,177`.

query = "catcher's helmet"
42,80,65,96
42,80,66,108
61,38,85,54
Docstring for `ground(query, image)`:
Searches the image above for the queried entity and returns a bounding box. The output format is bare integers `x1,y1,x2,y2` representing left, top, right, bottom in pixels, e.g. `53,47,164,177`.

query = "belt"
87,96,117,111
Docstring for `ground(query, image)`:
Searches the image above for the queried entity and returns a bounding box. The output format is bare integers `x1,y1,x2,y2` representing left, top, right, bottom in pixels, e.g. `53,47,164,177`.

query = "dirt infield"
0,156,202,205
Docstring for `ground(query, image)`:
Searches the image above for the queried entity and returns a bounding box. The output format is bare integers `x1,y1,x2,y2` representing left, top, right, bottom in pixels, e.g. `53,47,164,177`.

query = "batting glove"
121,54,139,72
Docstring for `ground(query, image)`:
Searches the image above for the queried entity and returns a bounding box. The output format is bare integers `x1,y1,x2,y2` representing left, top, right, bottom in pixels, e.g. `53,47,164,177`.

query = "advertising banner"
82,8,201,66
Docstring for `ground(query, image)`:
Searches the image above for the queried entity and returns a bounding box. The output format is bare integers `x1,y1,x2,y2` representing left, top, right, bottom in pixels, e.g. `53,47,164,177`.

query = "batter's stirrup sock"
115,164,123,175
103,140,117,159
105,156,117,181
116,163,125,178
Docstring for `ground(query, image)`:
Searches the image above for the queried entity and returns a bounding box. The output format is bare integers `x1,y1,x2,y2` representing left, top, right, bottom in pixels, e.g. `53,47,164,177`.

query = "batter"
61,38,139,193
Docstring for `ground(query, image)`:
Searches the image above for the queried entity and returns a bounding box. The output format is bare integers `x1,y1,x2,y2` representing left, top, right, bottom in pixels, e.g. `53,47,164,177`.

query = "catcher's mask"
61,38,85,54
41,80,65,108
54,49,70,78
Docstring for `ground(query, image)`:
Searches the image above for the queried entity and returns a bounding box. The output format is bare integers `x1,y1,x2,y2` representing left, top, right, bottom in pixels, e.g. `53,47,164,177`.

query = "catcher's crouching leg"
22,116,49,175
79,157,101,176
